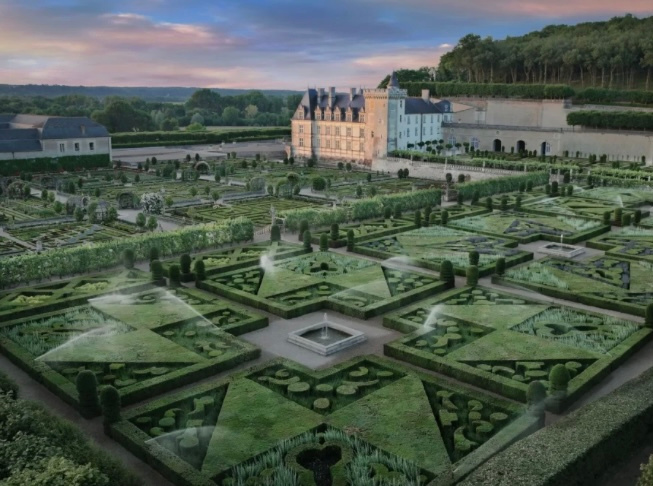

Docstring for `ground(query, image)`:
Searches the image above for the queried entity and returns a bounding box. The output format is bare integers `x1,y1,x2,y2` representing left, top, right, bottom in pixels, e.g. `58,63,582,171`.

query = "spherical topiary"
466,265,479,287
149,247,159,262
180,253,192,274
495,257,506,276
151,260,163,282
500,195,508,211
526,380,547,407
346,229,355,252
646,303,653,328
440,260,455,287
414,210,422,228
122,249,134,270
549,364,570,394
303,230,312,251
440,209,449,226
270,224,281,242
566,185,574,196
76,370,100,418
469,250,479,266
100,385,121,426
169,264,181,286
384,207,392,219
299,220,309,241
319,233,328,252
485,197,493,210
194,259,206,282
330,223,339,241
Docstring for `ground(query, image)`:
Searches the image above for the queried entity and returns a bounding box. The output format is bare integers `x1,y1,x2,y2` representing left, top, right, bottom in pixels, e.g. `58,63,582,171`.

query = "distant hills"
0,84,302,102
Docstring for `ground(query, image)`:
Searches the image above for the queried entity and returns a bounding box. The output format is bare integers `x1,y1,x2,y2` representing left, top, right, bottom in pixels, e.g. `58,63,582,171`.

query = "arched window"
448,134,456,146
471,137,480,150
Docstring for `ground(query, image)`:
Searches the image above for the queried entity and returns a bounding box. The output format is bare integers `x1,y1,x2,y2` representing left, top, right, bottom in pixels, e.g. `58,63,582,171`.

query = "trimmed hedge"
111,128,290,148
458,364,653,486
457,172,550,200
0,154,110,176
568,110,653,131
0,217,254,288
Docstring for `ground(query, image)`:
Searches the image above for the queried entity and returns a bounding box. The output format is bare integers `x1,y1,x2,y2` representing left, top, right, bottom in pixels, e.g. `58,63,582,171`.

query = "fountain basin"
538,243,585,258
288,321,366,356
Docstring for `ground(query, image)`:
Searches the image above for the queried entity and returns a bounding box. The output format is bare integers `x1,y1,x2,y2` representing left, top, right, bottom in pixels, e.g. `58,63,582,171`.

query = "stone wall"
371,157,517,181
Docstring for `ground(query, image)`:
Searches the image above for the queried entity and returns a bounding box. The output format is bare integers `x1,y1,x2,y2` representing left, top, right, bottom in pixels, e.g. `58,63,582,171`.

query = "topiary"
149,247,159,262
100,385,121,426
440,260,455,288
551,181,559,196
122,249,134,270
151,260,163,282
180,254,192,274
527,380,547,414
330,223,339,241
635,209,642,226
423,206,432,226
303,230,312,251
440,209,449,225
614,208,623,225
526,180,533,192
169,264,181,287
270,224,281,242
430,213,437,225
469,250,479,266
346,229,355,252
500,195,508,211
471,190,480,204
299,220,309,241
466,265,479,286
566,185,574,196
603,210,611,226
485,197,493,210
194,259,206,282
622,213,632,227
76,370,100,418
515,195,522,210
456,193,464,205
0,370,18,399
495,257,506,276
414,210,422,228
393,206,402,219
319,233,328,251
549,364,570,394
384,207,392,219
545,183,551,195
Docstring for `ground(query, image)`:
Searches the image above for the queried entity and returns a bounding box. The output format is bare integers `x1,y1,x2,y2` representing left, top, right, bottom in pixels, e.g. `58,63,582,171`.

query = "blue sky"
1,0,652,89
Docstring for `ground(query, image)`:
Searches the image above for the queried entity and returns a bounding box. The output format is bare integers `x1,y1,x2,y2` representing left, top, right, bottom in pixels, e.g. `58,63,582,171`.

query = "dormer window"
334,111,341,121
359,114,365,123
297,109,304,120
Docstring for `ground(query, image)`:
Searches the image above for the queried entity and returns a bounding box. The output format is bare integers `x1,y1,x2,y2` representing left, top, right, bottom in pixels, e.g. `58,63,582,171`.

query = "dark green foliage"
299,220,309,240
151,259,164,281
603,211,612,226
149,247,159,262
440,260,455,287
515,195,522,210
169,264,181,286
622,213,632,227
111,128,290,149
551,181,559,196
122,249,134,269
180,253,192,274
485,197,493,210
634,209,642,226
457,192,464,205
423,206,432,226
384,207,392,219
311,176,327,191
549,364,570,394
563,172,570,184
346,229,355,251
303,231,312,251
466,265,479,286
270,224,281,242
194,259,206,282
614,208,623,224
394,206,402,219
469,250,480,266
0,154,110,176
76,370,100,418
526,381,547,407
518,182,525,193
500,196,508,211
330,223,339,241
458,173,466,183
495,257,506,276
526,180,533,192
414,210,422,228
568,111,653,131
646,303,653,328
0,370,18,398
100,386,121,425
440,209,449,225
74,207,84,222
566,185,574,196
545,184,551,195
472,190,480,204
319,233,328,252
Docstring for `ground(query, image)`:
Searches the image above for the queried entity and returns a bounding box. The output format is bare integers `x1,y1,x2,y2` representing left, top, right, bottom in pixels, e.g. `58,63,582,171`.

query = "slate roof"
41,117,109,139
405,98,445,115
388,71,400,89
299,89,366,120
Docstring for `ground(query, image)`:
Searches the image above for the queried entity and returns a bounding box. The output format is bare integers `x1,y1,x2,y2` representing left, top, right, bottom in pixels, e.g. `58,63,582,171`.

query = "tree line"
425,14,653,90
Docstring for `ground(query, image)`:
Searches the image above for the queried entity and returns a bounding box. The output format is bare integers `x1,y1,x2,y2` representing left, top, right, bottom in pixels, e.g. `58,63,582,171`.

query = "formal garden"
3,160,653,486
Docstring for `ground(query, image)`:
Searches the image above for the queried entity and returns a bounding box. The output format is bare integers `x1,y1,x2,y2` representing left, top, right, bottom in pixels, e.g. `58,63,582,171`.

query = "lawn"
384,286,650,409
111,355,538,486
198,250,448,319
354,225,533,276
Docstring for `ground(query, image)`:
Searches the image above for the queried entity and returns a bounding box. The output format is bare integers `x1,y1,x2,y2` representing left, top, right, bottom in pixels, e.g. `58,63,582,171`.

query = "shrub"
614,208,623,224
527,380,547,407
319,233,328,251
526,180,533,192
194,259,206,282
551,181,559,196
430,213,437,225
270,224,281,242
466,265,479,286
495,257,506,275
440,260,455,287
149,247,159,262
330,223,339,241
346,229,355,251
0,370,18,398
549,364,570,394
622,213,632,227
76,370,100,418
566,185,574,196
603,211,612,226
440,209,449,225
312,176,327,191
299,220,309,241
394,206,402,219
515,195,522,210
545,183,551,195
74,207,84,222
635,209,642,226
384,207,392,219
180,253,192,274
500,195,508,211
100,386,121,426
414,210,422,228
424,206,432,226
168,264,181,286
518,182,526,193
136,212,146,229
303,230,312,251
646,303,653,328
122,249,134,269
469,250,480,266
150,259,163,282
485,197,493,210
456,193,464,205
471,190,480,204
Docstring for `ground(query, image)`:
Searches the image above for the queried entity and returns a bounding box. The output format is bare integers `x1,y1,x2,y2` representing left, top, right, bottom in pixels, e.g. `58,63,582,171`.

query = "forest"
436,14,653,90
0,89,303,133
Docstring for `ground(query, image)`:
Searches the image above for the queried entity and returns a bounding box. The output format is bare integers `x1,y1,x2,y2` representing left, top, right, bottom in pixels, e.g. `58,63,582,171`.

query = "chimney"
350,87,356,99
328,86,336,107
318,87,325,99
422,89,430,101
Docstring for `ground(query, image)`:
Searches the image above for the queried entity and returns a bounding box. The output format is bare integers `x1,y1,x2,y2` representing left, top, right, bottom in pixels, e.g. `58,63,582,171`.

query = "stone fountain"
288,313,366,356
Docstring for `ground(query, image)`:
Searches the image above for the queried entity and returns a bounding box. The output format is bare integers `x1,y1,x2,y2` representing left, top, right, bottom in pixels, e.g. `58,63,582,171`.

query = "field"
111,355,538,486
449,210,609,244
354,225,533,276
198,250,448,319
384,286,649,409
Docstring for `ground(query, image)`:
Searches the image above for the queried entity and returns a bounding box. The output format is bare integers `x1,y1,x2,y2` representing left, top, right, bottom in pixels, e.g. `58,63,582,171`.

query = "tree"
303,230,312,251
394,205,402,219
190,112,205,126
107,207,118,222
469,250,480,266
330,223,339,241
122,249,135,269
471,191,480,204
194,259,206,282
384,207,392,219
346,229,355,251
100,385,121,426
466,265,479,286
53,201,63,214
41,188,48,201
147,216,158,232
414,210,422,228
456,193,464,205
495,257,506,275
190,187,198,197
603,211,611,226
515,195,522,210
312,177,327,191
270,224,281,242
169,264,181,287
440,260,455,287
635,209,643,226
74,207,84,222
165,196,174,208
440,209,449,225
76,370,100,418
149,247,159,262
319,233,328,251
551,181,559,196
424,206,432,226
485,197,494,210
187,88,221,111
211,190,220,202
222,106,241,125
136,212,146,229
91,99,153,132
527,381,547,419
150,260,164,282
355,185,363,198
299,220,309,241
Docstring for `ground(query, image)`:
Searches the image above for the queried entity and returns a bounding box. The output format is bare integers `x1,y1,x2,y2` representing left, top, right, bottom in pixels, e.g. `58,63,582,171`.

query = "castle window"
406,129,409,137
400,115,402,122
334,112,341,121
399,132,402,139
335,127,340,136
89,142,95,151
448,135,456,146
335,140,340,149
360,143,364,152
407,117,410,124
347,141,352,150
423,128,426,135
297,109,304,120
299,125,304,134
359,114,365,123
74,142,80,152
400,100,403,108
415,128,418,136
430,127,433,135
346,113,352,122
326,140,331,148
471,137,480,150
346,127,352,137
326,127,331,136
316,126,321,134
360,128,364,138
299,138,304,147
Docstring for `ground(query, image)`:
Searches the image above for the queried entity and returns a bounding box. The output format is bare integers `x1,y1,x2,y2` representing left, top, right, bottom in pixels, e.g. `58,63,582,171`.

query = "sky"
1,0,652,90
